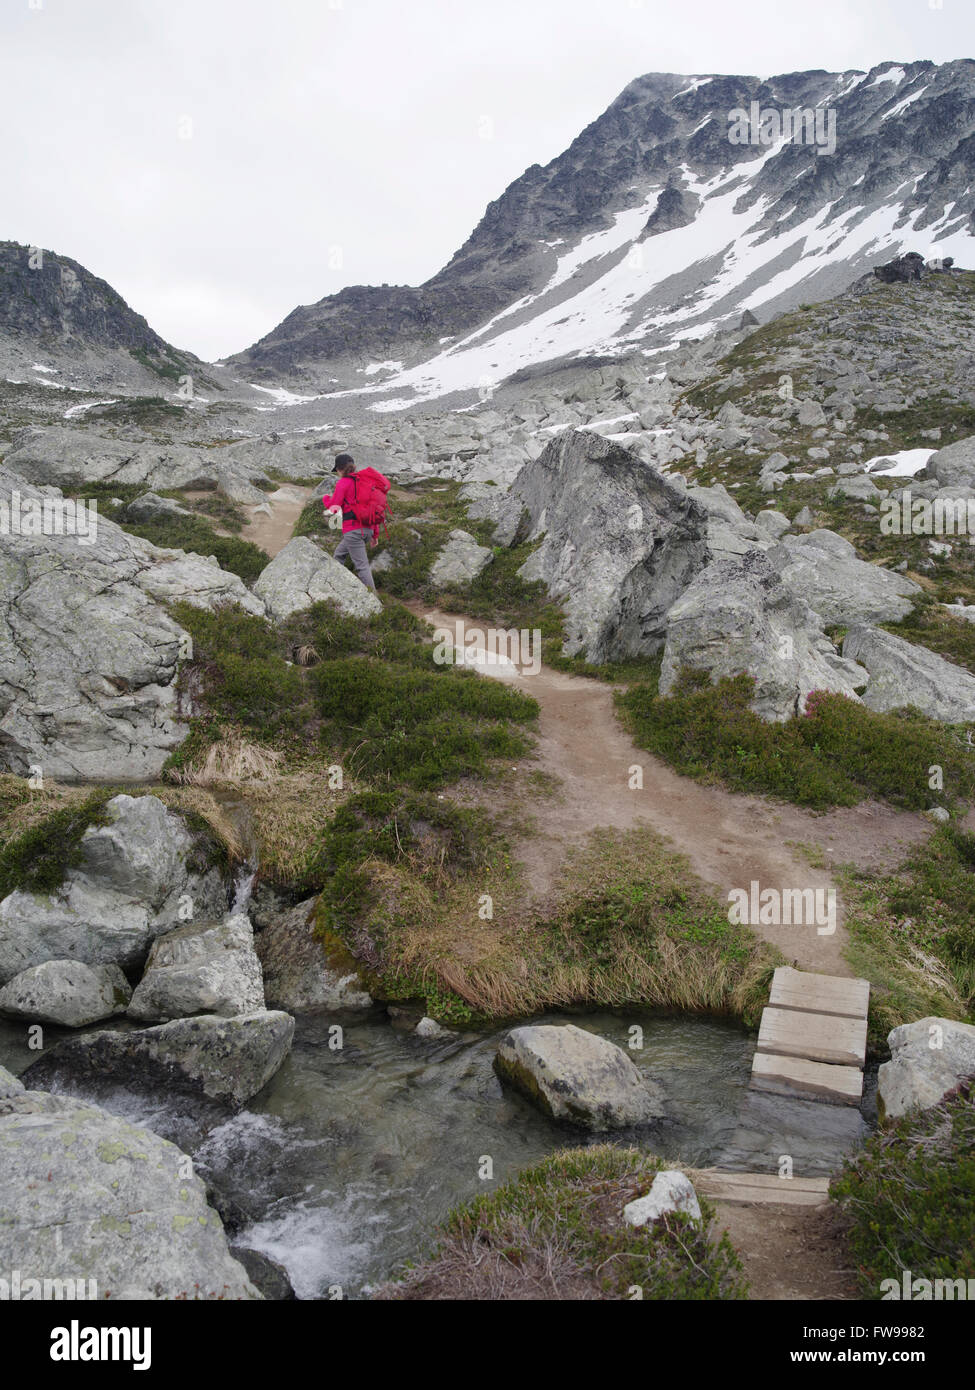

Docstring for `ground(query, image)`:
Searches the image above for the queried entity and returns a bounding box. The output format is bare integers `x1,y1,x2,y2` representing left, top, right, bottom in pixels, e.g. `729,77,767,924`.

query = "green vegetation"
831,1082,974,1297
313,817,776,1027
376,1146,748,1300
0,789,114,897
83,397,188,428
121,513,269,581
619,671,975,812
841,826,975,1043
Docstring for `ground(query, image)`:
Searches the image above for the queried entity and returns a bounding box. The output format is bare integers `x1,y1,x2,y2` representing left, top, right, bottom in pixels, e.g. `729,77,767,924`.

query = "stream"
0,1001,872,1299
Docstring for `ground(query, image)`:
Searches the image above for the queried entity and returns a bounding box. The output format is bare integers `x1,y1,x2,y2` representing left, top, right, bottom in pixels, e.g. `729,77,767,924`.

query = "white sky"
2,0,973,360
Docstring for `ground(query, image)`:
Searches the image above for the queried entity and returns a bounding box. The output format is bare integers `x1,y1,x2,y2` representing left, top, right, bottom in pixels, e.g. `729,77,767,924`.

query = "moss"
0,790,116,897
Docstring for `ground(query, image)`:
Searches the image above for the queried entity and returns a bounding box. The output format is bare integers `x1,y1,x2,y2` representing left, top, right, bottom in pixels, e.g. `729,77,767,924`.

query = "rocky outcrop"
5,426,273,503
769,530,919,626
127,913,265,1023
253,537,382,621
0,466,263,781
428,529,494,586
0,1087,260,1298
877,1017,975,1119
255,898,372,1012
23,1009,295,1109
494,1023,664,1130
0,795,227,985
0,1064,25,1098
0,960,131,1027
842,626,975,722
660,551,869,721
510,430,710,661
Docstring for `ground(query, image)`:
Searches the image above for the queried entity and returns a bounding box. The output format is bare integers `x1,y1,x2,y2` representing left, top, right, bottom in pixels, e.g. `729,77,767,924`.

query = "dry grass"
352,825,778,1024
166,732,284,786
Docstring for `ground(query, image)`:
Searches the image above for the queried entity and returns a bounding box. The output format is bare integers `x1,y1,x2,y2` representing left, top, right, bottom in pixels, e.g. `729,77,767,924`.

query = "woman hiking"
322,453,390,591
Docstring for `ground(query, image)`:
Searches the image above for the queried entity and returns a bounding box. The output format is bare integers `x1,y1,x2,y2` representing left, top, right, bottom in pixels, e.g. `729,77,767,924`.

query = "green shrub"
830,1082,975,1297
121,514,269,581
619,671,975,810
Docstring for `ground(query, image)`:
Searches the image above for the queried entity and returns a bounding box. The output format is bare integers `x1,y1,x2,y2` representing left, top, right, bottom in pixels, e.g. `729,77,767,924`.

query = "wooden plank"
757,1006,867,1067
750,1051,864,1106
696,1169,830,1208
769,966,870,1020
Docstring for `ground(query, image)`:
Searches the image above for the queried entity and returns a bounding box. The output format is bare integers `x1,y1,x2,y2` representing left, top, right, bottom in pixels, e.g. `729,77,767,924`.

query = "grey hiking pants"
334,527,376,590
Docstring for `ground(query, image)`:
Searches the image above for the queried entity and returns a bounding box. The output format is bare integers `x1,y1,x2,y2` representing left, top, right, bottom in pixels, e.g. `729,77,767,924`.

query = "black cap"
333,453,354,473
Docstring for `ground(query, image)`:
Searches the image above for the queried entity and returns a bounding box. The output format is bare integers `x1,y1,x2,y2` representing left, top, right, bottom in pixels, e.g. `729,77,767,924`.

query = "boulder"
0,466,262,781
23,1010,295,1109
122,492,194,522
493,1023,664,1130
922,435,975,489
877,1017,975,1119
253,537,381,621
0,1064,24,1098
842,626,975,722
827,473,883,502
0,960,131,1027
127,913,265,1023
796,400,827,428
510,430,710,661
428,529,494,586
0,1088,260,1298
755,509,791,540
769,530,919,626
255,898,372,1012
623,1170,702,1227
660,551,869,721
4,425,272,501
0,795,227,985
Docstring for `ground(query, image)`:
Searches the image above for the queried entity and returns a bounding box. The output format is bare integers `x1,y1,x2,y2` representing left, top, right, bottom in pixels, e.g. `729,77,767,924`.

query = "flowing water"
0,1004,872,1299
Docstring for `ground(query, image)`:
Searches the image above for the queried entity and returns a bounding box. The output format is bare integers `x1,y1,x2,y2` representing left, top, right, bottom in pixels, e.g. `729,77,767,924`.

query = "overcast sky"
2,0,973,360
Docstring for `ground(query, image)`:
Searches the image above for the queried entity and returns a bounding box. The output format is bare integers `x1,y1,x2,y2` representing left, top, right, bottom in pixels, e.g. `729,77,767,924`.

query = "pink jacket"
323,476,376,536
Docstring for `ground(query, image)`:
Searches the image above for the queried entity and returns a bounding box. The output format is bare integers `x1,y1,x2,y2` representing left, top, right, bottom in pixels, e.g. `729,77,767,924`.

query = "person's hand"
370,537,378,549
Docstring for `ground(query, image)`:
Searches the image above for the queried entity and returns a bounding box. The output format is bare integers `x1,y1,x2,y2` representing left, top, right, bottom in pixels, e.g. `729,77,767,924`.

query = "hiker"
322,453,390,591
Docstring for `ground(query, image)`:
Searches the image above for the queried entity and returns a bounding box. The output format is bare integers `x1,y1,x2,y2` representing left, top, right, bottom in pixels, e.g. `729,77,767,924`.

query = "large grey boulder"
253,537,381,621
0,960,131,1027
494,1023,664,1130
255,898,372,1012
510,430,710,661
5,425,273,502
922,435,975,489
0,466,263,781
0,795,227,985
770,530,919,626
128,913,265,1023
23,1010,295,1109
0,1088,260,1298
842,626,975,722
0,1064,24,1098
462,485,524,546
428,529,494,586
122,492,194,522
661,551,869,721
877,1017,975,1119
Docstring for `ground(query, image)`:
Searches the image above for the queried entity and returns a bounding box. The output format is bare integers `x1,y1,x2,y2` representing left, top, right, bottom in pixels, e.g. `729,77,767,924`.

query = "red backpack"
346,467,392,533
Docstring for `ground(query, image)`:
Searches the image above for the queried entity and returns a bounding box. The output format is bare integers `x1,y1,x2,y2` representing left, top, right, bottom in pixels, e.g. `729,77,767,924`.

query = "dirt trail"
244,484,317,556
408,604,930,977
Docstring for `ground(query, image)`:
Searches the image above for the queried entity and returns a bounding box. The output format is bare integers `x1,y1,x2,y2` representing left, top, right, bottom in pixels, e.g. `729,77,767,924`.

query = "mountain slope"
230,60,975,405
0,241,210,394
